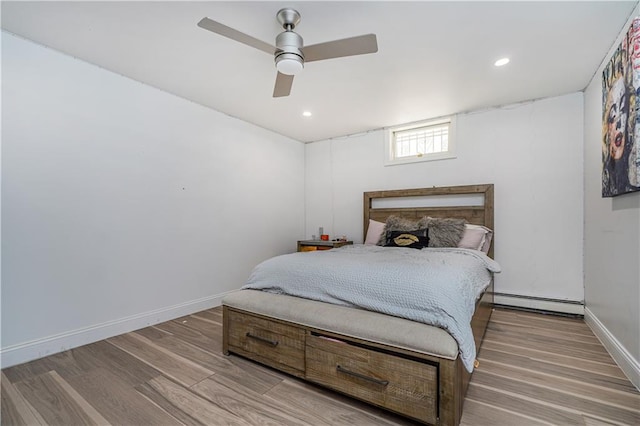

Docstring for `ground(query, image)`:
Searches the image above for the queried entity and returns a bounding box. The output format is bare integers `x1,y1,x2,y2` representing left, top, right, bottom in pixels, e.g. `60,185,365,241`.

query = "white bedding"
243,244,501,372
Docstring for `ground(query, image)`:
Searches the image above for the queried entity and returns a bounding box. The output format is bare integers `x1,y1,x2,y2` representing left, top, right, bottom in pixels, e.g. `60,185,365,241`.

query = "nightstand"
297,240,353,252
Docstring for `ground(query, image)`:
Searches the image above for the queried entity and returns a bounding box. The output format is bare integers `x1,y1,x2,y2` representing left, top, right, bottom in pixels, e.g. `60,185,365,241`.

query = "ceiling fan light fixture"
276,53,304,75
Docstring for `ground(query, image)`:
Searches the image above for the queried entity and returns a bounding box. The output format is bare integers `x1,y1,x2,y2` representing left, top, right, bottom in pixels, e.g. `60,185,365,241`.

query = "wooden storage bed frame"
222,184,495,425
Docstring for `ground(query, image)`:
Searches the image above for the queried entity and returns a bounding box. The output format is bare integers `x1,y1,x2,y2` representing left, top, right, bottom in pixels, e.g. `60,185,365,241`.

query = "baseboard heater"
493,292,584,317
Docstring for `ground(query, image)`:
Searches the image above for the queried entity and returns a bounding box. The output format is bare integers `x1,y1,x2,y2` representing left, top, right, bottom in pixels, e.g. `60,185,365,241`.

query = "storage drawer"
227,310,305,372
306,334,438,424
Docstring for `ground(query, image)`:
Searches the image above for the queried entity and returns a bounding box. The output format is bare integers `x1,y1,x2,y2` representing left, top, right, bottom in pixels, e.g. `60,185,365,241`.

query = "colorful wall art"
602,17,640,197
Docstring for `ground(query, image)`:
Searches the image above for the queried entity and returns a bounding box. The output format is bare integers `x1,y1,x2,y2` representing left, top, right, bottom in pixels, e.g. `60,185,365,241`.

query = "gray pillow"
426,217,467,247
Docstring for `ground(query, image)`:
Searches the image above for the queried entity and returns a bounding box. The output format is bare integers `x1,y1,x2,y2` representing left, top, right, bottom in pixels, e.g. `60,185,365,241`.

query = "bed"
222,184,496,426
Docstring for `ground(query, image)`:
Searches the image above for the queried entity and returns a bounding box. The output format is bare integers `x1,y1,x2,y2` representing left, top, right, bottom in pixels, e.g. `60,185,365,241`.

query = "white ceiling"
2,1,637,142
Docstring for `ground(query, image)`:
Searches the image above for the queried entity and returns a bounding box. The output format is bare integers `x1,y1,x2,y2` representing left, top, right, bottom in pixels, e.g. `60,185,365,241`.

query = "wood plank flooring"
2,307,638,425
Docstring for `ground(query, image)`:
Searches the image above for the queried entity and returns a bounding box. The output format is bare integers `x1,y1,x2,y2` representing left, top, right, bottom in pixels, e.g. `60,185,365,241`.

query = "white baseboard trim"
584,307,640,390
0,291,234,369
494,293,584,315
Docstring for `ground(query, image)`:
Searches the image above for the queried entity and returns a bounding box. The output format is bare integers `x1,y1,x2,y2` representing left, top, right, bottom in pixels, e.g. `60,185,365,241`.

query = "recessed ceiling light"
494,57,510,67
302,111,312,117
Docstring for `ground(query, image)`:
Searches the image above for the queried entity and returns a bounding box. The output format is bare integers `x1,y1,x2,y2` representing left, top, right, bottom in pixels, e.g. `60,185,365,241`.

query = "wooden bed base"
222,184,495,425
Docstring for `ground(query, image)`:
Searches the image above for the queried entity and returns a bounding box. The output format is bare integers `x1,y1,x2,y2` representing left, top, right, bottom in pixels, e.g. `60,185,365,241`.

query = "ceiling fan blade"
303,34,378,63
197,17,275,55
273,72,294,97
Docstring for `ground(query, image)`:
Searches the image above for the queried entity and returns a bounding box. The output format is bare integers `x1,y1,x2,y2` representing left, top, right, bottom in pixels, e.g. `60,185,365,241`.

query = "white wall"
1,33,305,366
583,6,640,388
305,94,584,305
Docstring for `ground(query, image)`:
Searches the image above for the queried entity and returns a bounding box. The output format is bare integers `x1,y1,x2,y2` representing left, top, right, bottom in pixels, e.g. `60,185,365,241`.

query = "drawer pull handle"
336,365,389,386
245,332,279,347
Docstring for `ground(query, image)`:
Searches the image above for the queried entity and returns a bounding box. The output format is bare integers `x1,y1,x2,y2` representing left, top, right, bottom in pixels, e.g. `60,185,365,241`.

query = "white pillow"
364,219,385,245
458,224,493,254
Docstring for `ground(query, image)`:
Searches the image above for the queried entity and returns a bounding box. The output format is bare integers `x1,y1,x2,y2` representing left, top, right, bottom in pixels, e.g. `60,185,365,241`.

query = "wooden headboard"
363,184,494,257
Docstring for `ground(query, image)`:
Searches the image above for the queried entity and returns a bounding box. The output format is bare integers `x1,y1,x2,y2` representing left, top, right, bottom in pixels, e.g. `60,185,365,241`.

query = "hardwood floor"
2,307,639,425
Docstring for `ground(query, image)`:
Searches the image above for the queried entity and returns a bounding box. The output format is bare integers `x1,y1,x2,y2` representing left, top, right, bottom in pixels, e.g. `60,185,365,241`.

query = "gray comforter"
243,245,501,372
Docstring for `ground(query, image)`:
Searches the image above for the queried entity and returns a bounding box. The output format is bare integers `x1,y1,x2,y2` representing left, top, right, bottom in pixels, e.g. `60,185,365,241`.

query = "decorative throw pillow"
384,229,430,249
376,215,430,246
426,217,467,247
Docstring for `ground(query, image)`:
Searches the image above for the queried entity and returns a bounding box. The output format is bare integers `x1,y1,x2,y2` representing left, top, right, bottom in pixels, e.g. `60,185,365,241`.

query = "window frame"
384,116,457,166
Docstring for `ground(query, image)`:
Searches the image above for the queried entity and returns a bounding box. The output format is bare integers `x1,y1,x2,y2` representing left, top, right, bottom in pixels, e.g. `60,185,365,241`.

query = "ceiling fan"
197,8,378,98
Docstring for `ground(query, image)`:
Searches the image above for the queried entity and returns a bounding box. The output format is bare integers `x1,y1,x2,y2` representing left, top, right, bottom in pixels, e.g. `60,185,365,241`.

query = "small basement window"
384,116,456,165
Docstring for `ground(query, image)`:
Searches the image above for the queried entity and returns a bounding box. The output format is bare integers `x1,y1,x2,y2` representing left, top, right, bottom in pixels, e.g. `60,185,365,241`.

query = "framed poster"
602,17,640,197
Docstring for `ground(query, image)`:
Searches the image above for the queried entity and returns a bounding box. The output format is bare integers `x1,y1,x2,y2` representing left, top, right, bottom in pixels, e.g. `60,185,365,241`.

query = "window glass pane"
393,123,449,159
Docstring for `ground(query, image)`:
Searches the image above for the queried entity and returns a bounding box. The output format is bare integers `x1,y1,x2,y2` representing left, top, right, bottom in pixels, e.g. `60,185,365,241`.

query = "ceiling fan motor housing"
275,30,304,74
275,31,304,59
